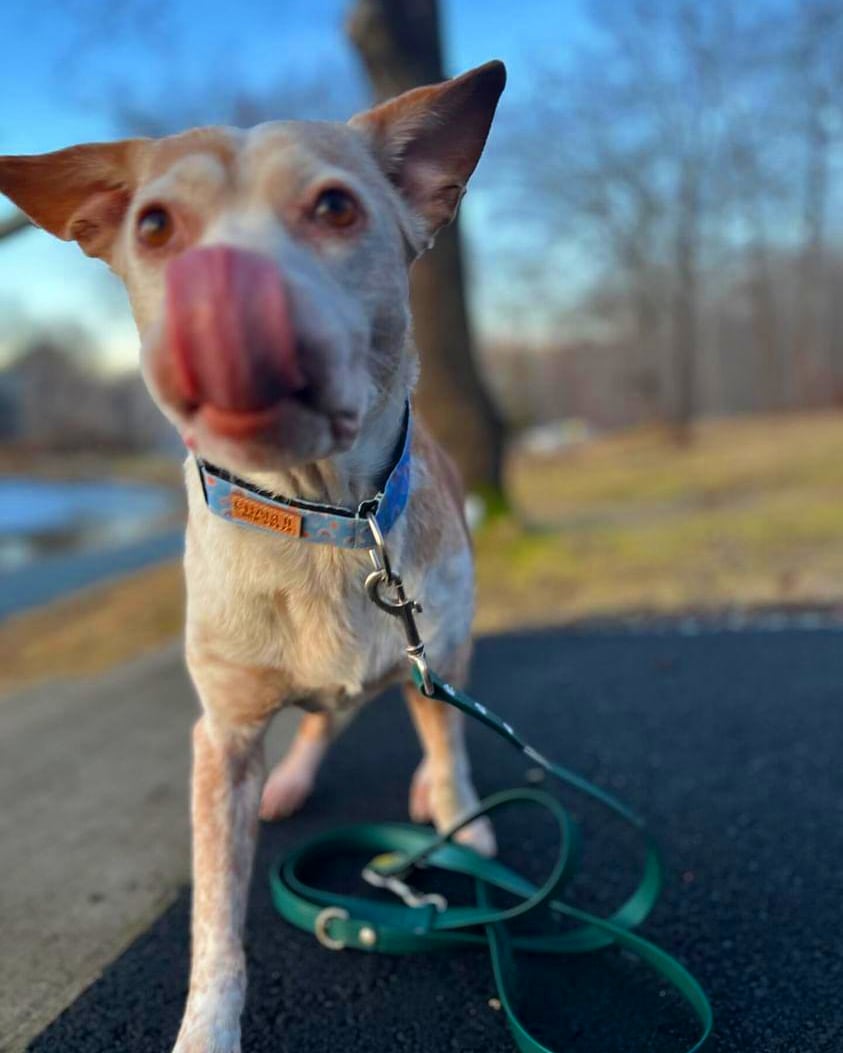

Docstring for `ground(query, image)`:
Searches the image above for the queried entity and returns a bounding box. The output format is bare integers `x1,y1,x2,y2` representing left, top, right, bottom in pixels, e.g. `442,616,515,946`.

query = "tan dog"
0,60,506,1052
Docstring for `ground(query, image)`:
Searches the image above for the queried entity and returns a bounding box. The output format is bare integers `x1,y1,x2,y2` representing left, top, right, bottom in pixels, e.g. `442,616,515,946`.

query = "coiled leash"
270,514,713,1052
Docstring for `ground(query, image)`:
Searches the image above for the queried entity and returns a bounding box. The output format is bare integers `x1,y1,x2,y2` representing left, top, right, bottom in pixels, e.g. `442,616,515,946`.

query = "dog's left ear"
350,60,506,244
0,139,145,262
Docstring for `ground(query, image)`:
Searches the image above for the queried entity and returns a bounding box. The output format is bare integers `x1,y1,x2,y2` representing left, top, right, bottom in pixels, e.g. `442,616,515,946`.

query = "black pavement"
27,627,843,1053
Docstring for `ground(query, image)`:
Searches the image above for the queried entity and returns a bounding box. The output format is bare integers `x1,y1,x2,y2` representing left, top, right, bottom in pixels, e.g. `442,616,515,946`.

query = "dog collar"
195,404,412,549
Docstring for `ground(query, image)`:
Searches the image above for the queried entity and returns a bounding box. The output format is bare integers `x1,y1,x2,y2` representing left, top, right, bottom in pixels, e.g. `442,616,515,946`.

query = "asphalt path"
22,627,843,1053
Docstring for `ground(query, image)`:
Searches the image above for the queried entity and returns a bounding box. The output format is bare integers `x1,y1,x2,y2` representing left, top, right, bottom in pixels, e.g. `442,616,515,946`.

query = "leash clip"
362,862,447,913
364,512,434,695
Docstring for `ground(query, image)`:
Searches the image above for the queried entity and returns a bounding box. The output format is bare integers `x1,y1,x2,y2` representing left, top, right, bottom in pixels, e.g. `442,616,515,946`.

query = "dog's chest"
269,557,400,702
185,511,409,703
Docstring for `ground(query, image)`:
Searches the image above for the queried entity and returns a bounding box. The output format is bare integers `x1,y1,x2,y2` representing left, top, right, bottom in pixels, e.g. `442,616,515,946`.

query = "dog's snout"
165,246,305,421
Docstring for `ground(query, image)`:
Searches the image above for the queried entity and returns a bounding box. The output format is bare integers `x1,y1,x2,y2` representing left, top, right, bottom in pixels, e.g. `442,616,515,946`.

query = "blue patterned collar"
195,404,412,549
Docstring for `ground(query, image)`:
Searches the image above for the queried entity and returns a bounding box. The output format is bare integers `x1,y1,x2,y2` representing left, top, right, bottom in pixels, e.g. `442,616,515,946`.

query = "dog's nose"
165,246,305,417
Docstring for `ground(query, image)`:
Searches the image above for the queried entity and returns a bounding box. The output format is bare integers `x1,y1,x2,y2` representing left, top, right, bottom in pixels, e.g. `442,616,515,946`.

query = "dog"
0,59,506,1052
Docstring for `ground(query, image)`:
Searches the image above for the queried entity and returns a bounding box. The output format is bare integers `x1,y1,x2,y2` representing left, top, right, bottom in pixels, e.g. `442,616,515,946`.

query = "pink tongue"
166,246,304,412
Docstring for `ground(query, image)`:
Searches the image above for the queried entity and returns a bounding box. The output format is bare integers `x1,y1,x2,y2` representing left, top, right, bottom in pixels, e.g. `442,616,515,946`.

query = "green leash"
269,516,713,1052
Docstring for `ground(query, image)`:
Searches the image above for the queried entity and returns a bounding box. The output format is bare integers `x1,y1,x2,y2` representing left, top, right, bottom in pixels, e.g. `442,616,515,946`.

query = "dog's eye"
312,188,361,230
137,206,174,248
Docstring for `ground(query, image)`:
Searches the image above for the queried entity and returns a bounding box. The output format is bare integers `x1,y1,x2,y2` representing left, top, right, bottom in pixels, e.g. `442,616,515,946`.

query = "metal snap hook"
363,512,434,696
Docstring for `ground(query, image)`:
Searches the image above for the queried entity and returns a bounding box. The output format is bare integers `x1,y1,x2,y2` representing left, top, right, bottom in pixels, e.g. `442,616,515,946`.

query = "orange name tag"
230,493,302,537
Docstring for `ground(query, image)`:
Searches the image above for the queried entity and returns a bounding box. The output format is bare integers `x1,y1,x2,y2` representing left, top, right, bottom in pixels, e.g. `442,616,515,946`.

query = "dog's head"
0,62,505,476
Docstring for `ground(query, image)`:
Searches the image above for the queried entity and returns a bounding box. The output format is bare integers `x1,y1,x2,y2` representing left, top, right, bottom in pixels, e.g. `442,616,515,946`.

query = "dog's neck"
235,379,412,514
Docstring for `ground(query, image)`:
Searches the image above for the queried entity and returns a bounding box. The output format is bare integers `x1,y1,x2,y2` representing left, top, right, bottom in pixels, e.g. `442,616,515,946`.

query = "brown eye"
312,187,361,230
136,205,174,247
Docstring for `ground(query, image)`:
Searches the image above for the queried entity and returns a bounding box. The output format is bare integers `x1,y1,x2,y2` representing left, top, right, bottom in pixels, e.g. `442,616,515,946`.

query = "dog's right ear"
0,139,145,262
350,60,506,248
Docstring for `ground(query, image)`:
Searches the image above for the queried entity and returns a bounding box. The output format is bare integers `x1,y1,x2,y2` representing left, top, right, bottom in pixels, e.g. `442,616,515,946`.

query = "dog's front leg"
404,682,497,858
174,657,284,1053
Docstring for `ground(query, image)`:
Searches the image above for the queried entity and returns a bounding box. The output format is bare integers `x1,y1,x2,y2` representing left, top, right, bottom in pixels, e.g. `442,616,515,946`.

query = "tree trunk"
747,237,783,411
347,0,505,493
670,164,700,441
630,279,662,421
794,97,829,405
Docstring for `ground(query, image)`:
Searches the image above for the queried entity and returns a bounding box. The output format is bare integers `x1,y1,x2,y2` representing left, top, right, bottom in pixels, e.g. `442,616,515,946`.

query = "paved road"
8,627,843,1053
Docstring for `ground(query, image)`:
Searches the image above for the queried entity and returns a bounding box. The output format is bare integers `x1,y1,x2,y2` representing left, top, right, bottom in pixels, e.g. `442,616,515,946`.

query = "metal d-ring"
314,906,349,950
365,511,393,579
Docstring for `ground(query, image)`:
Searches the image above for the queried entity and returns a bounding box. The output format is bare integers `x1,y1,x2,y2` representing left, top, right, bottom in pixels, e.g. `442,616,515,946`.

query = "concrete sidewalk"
0,645,297,1052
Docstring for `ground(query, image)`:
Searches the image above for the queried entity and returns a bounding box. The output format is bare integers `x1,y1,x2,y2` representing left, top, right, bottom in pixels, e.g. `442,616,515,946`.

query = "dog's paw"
173,1037,240,1053
260,734,327,821
409,762,497,857
174,966,244,1053
260,760,314,821
172,1019,240,1053
454,815,497,857
408,759,434,823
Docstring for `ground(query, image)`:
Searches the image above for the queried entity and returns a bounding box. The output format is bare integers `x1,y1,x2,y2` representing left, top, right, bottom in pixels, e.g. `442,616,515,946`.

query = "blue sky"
0,0,585,370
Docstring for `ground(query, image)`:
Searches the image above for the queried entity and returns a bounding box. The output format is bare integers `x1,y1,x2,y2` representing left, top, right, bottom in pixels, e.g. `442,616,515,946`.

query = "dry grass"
4,410,843,692
476,409,843,631
0,562,185,694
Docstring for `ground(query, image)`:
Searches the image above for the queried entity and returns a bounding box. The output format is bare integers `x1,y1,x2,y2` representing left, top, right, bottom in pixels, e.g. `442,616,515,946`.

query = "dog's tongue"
166,246,304,413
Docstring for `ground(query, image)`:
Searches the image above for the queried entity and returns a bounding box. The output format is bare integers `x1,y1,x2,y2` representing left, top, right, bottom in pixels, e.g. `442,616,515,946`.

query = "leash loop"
270,756,713,1051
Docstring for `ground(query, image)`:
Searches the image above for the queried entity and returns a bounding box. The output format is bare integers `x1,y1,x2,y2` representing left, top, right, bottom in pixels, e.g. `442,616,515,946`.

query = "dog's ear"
350,60,506,244
0,139,145,261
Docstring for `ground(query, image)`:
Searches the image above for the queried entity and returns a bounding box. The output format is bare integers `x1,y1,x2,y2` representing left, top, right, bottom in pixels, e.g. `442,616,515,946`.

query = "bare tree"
723,76,789,410
498,0,806,436
787,0,843,401
7,0,843,439
347,0,505,493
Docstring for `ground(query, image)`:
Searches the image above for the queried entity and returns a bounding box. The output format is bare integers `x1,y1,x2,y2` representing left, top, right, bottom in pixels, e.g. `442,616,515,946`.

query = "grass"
476,410,843,630
0,562,185,694
3,409,843,692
